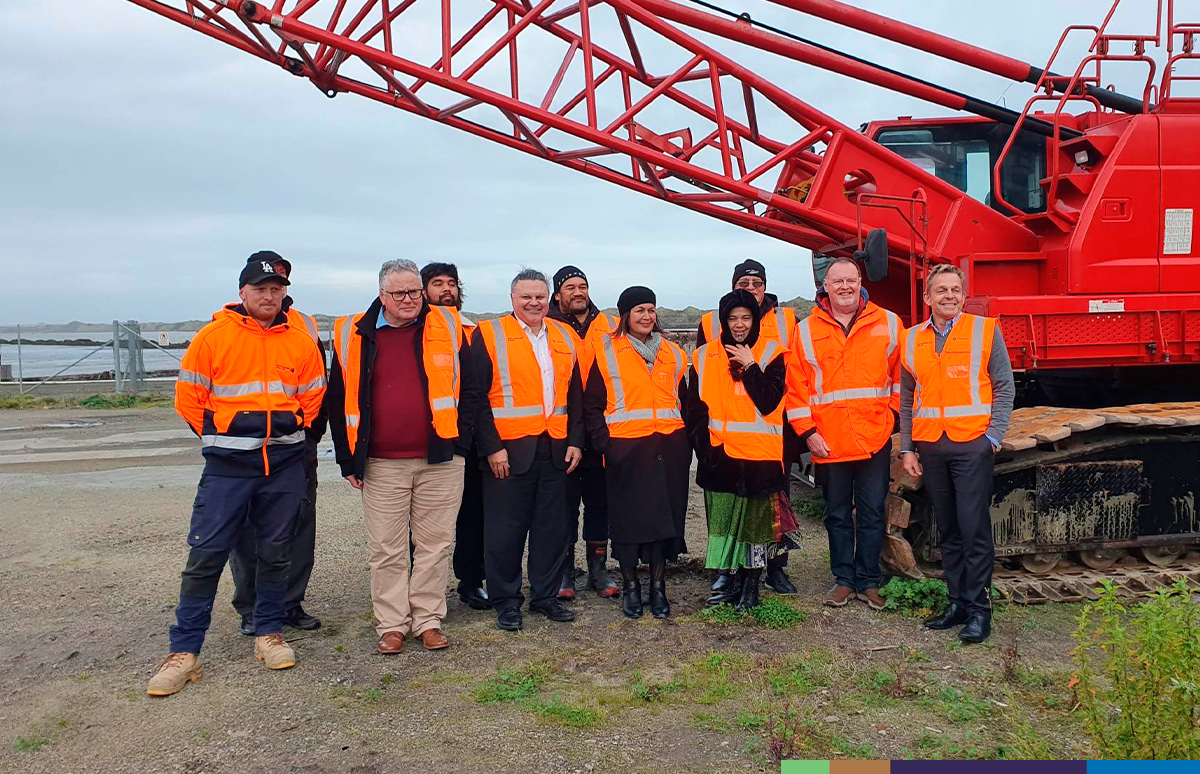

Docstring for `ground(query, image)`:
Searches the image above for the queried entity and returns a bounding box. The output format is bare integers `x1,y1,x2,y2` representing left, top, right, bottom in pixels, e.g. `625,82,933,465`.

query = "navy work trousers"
169,462,304,654
816,442,890,592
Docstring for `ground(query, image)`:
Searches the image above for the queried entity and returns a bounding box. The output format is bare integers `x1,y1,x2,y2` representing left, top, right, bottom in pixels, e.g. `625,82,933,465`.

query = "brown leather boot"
822,585,855,607
858,588,887,611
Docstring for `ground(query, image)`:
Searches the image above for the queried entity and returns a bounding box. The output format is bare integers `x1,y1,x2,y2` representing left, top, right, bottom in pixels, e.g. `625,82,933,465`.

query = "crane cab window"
875,124,1046,214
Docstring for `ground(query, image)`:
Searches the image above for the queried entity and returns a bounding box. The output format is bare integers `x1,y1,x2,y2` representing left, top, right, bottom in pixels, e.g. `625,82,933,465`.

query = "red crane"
122,0,1200,596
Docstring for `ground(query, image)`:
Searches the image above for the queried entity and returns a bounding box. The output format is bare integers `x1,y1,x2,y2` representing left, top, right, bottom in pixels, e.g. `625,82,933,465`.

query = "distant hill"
0,295,816,335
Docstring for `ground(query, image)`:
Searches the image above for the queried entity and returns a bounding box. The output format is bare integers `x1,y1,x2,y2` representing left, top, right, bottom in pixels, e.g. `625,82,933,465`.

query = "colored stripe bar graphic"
782,762,1200,773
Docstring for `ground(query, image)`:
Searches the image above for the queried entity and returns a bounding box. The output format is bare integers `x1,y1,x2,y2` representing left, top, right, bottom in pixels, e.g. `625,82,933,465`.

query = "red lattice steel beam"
124,0,1038,262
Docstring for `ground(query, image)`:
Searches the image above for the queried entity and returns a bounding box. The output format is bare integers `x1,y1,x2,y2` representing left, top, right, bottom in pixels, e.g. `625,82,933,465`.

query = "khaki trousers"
361,456,465,637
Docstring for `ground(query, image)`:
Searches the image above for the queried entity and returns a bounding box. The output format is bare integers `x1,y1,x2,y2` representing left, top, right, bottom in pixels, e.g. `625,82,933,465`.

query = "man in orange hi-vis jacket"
786,257,900,612
147,257,326,698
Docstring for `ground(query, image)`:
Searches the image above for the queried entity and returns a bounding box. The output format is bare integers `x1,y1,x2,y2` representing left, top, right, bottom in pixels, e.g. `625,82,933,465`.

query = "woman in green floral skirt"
684,289,801,610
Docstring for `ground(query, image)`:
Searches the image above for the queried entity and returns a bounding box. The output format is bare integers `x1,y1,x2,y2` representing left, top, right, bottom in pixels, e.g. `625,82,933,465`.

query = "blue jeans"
169,463,304,654
816,442,889,591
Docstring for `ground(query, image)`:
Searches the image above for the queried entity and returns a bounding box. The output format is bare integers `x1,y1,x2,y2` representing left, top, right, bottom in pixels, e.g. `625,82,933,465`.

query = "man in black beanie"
696,259,801,600
548,265,620,600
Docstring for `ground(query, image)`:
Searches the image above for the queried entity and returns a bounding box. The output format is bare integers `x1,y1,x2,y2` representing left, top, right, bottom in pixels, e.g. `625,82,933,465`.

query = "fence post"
113,320,123,394
15,324,22,389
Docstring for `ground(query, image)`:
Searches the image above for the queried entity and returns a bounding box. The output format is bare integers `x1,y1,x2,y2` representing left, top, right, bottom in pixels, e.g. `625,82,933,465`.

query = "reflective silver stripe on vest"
968,315,985,408
546,319,576,362
657,408,682,421
903,322,923,376
210,381,265,397
775,308,790,347
550,405,567,417
299,313,319,344
707,312,719,342
694,344,709,402
944,403,992,418
431,397,456,411
797,318,822,396
274,381,296,396
886,312,899,360
912,316,992,421
485,320,517,412
786,407,812,420
430,305,461,404
346,414,360,427
758,339,780,370
913,407,940,419
809,386,893,405
200,435,264,450
606,408,653,424
297,375,326,395
599,334,628,419
268,430,305,445
493,405,544,418
710,418,783,436
178,369,211,390
338,316,354,371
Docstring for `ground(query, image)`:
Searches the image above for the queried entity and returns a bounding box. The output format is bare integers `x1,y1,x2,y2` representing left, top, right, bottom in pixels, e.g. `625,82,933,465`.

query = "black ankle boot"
621,579,643,618
649,561,669,618
764,555,797,595
735,568,762,611
586,541,620,598
957,610,992,644
710,570,732,592
705,570,742,607
923,602,969,630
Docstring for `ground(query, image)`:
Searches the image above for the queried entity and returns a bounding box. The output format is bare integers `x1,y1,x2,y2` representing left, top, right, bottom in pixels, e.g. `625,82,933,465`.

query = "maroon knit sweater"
367,324,430,459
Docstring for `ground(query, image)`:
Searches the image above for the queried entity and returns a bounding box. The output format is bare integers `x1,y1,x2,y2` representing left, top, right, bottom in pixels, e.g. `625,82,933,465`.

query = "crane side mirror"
812,253,835,286
858,228,888,283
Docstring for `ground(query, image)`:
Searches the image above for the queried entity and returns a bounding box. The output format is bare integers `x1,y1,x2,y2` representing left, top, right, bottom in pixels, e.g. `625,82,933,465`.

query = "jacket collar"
355,296,429,338
810,289,878,331
548,300,600,336
219,303,288,331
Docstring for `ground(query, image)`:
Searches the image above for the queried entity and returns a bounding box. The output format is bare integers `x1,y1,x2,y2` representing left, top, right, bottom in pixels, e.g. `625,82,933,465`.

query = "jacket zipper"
262,324,272,476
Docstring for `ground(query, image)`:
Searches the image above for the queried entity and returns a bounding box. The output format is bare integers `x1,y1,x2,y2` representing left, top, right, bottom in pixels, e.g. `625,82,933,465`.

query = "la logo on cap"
261,261,274,273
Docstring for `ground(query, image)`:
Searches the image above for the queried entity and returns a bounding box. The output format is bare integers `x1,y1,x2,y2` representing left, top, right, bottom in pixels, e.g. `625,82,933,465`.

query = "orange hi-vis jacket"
785,301,901,463
700,305,797,351
286,307,321,346
901,313,997,443
594,332,687,439
332,305,464,457
175,305,327,476
477,315,578,441
692,336,785,462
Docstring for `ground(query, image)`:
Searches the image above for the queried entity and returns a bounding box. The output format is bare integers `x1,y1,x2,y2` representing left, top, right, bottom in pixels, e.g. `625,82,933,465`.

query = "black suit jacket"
470,316,585,477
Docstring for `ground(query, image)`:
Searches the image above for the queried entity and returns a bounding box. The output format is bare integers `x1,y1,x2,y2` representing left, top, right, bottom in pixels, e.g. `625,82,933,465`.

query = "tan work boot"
146,652,202,697
254,633,296,670
858,588,887,611
822,585,855,607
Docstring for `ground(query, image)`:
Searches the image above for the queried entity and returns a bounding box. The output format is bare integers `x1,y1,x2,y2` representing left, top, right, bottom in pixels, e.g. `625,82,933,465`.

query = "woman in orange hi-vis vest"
583,286,691,619
684,289,801,612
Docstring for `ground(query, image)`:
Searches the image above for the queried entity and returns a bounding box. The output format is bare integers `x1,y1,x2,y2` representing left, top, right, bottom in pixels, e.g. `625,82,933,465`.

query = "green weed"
791,491,825,521
879,577,949,616
474,661,553,704
14,737,49,752
748,597,806,629
689,711,734,733
530,697,603,728
690,604,750,626
763,654,832,697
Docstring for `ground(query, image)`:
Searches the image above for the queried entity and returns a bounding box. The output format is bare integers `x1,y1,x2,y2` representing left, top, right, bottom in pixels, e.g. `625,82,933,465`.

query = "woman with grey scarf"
583,287,692,619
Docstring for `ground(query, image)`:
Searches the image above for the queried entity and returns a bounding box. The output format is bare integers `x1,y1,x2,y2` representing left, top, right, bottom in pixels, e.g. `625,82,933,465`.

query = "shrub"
748,597,806,629
879,577,949,616
1071,579,1200,759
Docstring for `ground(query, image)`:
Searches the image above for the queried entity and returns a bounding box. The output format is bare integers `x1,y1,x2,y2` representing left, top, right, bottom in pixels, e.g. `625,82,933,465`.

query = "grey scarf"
627,331,662,367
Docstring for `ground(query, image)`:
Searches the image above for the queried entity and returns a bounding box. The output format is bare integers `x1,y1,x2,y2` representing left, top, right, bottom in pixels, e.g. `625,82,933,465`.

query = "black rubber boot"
586,541,620,598
649,561,670,618
619,561,643,619
735,568,762,611
557,547,577,601
710,570,732,593
705,570,742,607
764,555,798,595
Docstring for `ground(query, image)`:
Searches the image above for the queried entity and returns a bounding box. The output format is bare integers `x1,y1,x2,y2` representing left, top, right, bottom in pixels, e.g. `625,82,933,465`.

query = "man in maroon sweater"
326,259,477,654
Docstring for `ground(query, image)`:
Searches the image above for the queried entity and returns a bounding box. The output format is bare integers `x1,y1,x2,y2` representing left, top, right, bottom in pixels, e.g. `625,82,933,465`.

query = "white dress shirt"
516,315,555,418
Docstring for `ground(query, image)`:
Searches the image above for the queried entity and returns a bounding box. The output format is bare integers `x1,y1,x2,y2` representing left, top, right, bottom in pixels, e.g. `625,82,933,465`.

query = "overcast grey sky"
0,0,1157,323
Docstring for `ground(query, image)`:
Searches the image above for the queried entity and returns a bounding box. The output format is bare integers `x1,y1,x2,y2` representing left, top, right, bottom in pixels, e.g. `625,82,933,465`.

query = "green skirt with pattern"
703,490,802,571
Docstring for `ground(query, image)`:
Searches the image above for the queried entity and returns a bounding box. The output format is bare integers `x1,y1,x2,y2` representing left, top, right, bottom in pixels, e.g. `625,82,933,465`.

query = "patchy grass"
791,491,825,521
747,597,806,629
0,393,170,410
14,737,50,752
630,670,686,704
689,711,734,733
529,697,603,728
763,651,835,697
688,604,750,626
474,661,554,704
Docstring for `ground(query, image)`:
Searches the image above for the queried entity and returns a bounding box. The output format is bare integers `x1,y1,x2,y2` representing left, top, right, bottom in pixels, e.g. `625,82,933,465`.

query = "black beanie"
731,259,766,288
553,265,587,295
617,286,656,317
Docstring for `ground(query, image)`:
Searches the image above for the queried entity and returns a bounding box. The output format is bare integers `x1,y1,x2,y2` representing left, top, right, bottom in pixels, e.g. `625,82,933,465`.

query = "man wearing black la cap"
697,259,801,604
548,265,621,601
229,251,328,635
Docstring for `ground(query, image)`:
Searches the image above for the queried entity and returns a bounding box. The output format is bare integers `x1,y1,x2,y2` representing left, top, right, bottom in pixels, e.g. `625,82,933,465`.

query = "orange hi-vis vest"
692,337,785,462
477,315,578,441
570,312,617,388
286,307,321,347
595,332,687,439
901,313,996,443
332,305,464,457
701,305,796,350
786,301,901,463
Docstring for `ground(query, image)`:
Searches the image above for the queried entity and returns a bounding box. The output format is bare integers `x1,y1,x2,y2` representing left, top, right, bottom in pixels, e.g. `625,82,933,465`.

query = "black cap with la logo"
239,251,291,287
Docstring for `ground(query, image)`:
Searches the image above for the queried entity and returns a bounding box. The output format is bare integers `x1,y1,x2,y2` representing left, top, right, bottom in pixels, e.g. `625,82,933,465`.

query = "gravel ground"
0,407,1088,773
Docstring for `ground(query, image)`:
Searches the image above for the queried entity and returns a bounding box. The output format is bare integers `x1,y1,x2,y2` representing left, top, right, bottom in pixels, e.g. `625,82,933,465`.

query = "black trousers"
566,464,609,545
483,435,569,610
915,434,995,613
452,446,486,587
230,456,317,617
816,442,889,591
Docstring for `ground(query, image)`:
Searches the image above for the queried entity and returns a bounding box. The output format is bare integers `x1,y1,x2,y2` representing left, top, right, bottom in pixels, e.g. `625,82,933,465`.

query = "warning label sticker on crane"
1163,208,1193,254
1089,299,1125,313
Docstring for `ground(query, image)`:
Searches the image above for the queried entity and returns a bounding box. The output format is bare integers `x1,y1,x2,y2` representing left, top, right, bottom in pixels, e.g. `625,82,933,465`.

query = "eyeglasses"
826,278,860,288
385,289,424,302
736,279,765,289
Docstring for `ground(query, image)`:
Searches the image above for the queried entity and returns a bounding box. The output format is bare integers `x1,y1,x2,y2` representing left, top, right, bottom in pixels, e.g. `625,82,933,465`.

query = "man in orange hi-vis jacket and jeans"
786,257,900,612
147,257,326,697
